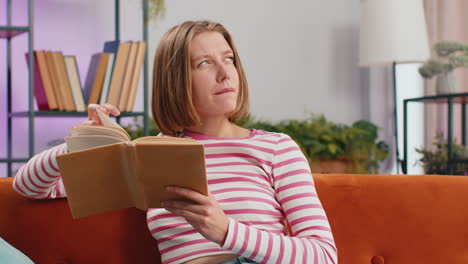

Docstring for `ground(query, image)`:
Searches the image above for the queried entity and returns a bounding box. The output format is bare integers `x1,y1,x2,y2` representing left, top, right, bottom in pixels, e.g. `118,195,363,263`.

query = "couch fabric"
0,174,467,264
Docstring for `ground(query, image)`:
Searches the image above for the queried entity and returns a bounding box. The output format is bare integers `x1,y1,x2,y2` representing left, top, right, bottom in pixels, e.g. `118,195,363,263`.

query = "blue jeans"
0,237,34,264
220,256,258,264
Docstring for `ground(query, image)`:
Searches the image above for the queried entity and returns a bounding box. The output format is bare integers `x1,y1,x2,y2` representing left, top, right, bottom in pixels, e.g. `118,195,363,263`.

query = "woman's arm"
13,103,121,200
219,134,337,263
13,143,68,199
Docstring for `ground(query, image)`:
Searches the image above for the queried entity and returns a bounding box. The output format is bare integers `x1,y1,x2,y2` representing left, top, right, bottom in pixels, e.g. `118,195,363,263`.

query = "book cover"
86,53,110,105
52,52,77,111
125,41,147,112
25,52,51,111
45,51,65,111
99,53,115,105
64,56,86,112
118,42,138,110
32,51,59,110
56,109,207,219
103,40,120,54
83,53,100,102
106,42,131,106
100,40,121,105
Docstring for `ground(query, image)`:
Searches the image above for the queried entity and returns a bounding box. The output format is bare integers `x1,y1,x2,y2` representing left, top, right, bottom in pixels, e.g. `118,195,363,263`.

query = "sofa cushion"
314,174,468,263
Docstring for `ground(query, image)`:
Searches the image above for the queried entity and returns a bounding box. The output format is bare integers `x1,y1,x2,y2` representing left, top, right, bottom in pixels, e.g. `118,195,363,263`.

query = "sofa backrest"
1,174,467,264
0,177,160,264
316,174,468,264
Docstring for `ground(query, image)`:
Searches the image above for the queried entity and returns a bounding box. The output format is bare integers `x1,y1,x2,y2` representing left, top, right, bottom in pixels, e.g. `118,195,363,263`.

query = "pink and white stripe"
149,130,337,263
13,143,68,199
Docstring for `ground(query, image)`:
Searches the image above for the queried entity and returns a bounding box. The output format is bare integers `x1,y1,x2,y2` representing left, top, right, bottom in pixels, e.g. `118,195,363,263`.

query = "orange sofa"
1,174,467,264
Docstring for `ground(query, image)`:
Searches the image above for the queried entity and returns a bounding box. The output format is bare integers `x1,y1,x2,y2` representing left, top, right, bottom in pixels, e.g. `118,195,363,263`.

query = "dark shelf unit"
403,92,468,175
1,0,150,177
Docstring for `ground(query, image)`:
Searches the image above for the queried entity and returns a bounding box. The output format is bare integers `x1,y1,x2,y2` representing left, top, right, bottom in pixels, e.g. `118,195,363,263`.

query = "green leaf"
327,144,337,155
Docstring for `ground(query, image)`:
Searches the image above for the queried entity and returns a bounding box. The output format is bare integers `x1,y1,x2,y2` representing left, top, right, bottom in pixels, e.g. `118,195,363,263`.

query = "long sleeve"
13,143,68,199
220,134,337,263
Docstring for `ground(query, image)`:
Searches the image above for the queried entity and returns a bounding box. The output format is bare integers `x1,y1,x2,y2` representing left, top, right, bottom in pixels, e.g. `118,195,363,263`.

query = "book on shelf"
64,56,86,112
118,42,138,110
25,52,58,111
84,53,110,105
101,40,119,105
83,53,99,103
106,41,131,107
125,41,146,112
99,53,115,105
56,108,207,219
52,52,77,111
24,39,145,113
103,40,120,54
44,51,65,111
26,50,88,112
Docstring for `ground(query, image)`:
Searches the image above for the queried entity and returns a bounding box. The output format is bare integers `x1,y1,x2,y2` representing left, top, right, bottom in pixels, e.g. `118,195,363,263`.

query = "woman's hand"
81,104,120,126
162,186,230,245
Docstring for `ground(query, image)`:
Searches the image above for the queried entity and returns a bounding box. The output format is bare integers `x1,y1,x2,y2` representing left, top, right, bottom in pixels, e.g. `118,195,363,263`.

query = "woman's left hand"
162,186,229,245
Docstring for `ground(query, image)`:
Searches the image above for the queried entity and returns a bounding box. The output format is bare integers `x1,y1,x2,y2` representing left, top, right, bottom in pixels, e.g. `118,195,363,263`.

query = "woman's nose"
216,64,231,83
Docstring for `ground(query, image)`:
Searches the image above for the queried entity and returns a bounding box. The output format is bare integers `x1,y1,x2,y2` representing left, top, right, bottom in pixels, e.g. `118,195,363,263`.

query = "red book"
25,52,53,111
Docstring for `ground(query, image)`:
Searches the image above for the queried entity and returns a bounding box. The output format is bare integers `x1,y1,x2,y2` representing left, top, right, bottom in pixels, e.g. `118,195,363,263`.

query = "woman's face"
189,31,240,120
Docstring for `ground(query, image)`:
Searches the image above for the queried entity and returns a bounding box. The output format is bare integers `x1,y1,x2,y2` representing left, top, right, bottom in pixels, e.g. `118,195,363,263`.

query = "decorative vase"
436,73,460,95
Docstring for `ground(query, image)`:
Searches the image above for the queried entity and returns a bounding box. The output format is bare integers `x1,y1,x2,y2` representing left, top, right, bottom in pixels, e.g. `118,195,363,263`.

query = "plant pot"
436,74,460,95
311,158,352,174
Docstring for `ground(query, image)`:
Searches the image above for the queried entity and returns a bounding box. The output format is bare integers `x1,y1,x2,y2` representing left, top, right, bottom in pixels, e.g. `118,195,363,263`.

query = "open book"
56,109,207,219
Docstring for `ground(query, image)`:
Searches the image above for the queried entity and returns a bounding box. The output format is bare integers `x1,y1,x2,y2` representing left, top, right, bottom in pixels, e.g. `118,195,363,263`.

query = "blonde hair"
152,20,250,136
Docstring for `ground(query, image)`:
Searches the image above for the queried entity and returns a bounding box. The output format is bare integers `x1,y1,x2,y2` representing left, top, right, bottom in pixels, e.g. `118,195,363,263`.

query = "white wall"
0,0,365,175
147,0,363,123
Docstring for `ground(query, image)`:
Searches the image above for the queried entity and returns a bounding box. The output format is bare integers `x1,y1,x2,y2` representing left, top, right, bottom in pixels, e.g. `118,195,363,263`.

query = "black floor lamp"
359,0,430,174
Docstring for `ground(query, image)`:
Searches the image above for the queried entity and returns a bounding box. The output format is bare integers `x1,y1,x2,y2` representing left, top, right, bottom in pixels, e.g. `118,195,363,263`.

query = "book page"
95,107,128,135
131,136,198,144
65,107,131,152
70,125,128,142
65,135,124,152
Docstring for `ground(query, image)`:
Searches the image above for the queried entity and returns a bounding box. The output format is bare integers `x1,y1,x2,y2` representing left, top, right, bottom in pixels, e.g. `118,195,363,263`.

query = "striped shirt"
13,129,337,264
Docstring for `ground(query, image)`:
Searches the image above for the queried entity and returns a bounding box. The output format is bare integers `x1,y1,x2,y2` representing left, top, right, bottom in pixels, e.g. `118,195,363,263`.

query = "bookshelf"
1,0,150,177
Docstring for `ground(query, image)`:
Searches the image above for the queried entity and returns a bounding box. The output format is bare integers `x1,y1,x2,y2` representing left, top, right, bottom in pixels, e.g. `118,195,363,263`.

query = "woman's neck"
185,118,249,138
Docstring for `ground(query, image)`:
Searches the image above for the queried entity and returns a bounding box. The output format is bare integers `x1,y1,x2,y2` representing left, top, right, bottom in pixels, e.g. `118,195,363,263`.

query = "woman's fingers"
107,103,121,116
162,186,229,245
162,200,208,215
164,206,200,219
98,103,121,117
83,104,120,126
165,186,209,205
85,104,101,126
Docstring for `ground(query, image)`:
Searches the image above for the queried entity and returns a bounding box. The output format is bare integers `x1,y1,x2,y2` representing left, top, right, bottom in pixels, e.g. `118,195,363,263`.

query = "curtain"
423,0,468,148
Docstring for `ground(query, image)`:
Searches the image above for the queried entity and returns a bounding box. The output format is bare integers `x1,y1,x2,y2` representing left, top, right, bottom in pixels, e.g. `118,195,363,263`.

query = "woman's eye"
198,60,209,67
225,56,234,62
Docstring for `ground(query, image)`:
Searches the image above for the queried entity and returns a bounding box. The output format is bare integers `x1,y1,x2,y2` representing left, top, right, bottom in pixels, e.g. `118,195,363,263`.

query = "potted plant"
239,115,389,174
122,117,160,140
147,0,165,22
419,40,468,94
415,132,468,175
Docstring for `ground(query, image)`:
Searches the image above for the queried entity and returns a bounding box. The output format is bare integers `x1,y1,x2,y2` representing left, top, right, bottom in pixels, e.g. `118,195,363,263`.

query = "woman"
13,20,337,264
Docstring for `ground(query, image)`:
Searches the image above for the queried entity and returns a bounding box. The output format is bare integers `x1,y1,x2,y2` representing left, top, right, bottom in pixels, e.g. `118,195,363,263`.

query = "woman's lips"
215,88,235,95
